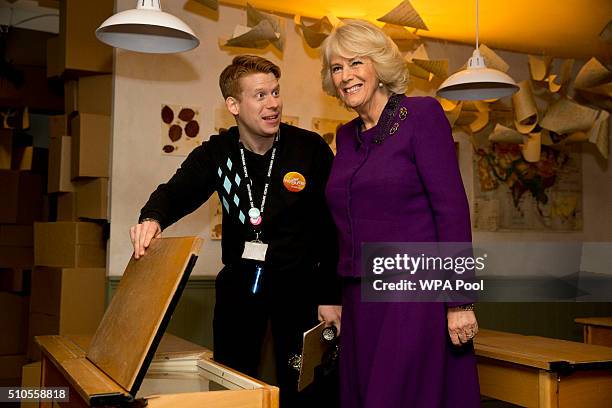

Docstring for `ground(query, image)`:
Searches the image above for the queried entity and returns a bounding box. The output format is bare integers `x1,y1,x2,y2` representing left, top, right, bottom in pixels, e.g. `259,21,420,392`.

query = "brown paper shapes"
377,0,429,30
512,80,539,134
221,3,284,51
294,15,335,48
540,98,599,134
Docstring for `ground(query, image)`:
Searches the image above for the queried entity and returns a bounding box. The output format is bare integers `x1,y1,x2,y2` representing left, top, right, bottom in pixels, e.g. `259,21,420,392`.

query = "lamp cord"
476,0,479,50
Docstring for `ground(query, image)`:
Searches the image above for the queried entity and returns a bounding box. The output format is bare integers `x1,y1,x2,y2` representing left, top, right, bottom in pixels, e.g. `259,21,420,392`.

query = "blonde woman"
321,20,480,407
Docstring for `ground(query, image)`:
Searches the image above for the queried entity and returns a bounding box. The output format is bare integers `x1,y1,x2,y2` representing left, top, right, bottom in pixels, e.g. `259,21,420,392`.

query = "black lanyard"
238,131,280,230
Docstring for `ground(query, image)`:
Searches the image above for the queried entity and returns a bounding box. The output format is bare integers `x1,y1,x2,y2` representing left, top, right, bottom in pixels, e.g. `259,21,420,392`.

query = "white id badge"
242,241,268,262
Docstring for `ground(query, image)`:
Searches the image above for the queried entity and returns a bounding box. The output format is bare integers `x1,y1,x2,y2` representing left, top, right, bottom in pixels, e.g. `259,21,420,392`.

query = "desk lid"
475,329,612,371
86,237,202,397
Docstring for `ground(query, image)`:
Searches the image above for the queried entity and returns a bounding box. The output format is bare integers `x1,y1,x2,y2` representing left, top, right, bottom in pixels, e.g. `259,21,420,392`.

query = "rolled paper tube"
444,101,463,127
438,97,459,112
521,132,542,163
528,55,552,81
512,80,539,134
547,59,575,93
489,124,524,144
540,129,554,146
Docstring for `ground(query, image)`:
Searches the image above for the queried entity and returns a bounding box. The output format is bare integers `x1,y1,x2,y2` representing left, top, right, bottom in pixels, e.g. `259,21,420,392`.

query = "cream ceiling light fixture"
96,0,199,53
437,0,518,101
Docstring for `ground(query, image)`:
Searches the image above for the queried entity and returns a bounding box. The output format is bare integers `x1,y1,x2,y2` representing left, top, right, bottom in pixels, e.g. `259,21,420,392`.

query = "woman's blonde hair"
321,20,409,98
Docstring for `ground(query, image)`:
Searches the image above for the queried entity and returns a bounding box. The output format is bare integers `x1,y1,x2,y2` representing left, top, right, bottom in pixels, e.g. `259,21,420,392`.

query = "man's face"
227,72,283,140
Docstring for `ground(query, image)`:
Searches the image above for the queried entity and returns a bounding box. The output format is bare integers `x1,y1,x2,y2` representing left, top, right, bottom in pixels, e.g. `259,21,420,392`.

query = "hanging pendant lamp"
437,0,518,101
96,0,199,54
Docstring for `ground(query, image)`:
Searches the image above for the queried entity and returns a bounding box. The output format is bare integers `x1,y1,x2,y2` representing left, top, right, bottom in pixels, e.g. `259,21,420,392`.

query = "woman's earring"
378,81,384,88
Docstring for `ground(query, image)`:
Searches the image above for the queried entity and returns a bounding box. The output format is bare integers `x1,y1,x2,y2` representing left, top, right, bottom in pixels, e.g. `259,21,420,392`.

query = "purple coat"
326,96,480,407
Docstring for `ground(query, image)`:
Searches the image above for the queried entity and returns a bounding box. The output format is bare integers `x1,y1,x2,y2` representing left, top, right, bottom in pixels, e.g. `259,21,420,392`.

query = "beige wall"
109,1,611,276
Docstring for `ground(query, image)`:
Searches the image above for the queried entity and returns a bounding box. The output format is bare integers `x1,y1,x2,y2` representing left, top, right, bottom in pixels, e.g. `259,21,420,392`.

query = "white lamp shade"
96,7,199,54
437,50,518,101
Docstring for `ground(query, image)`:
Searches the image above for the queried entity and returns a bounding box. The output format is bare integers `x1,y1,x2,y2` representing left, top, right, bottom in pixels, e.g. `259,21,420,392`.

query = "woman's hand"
447,307,478,346
129,220,161,259
318,305,342,336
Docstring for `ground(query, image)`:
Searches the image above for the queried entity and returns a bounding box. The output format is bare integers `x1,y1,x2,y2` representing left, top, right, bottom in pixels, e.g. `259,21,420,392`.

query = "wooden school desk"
35,237,278,407
474,329,612,407
575,317,612,347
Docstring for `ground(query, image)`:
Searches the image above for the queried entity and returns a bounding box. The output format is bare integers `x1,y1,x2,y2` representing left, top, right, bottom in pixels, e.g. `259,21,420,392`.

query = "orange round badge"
283,172,306,192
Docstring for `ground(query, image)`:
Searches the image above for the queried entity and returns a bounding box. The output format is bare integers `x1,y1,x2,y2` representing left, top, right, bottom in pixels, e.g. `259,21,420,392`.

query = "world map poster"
473,143,582,231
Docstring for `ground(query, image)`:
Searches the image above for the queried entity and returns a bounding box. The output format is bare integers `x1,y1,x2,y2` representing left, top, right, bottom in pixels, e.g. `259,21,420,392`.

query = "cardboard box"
0,292,29,355
0,170,43,224
34,222,106,267
0,225,33,247
11,146,48,173
0,129,11,169
0,268,30,293
0,354,26,385
48,136,74,193
28,267,105,360
0,246,33,268
21,362,41,408
64,79,78,116
48,115,67,139
56,192,77,221
71,114,110,179
76,178,108,220
78,75,112,115
46,35,62,78
58,0,113,76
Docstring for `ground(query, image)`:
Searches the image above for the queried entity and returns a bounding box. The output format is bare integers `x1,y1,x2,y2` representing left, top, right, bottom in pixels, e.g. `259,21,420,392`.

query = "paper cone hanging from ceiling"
489,124,524,143
412,59,448,80
574,58,612,94
295,15,334,48
528,55,574,93
382,23,419,50
528,55,553,81
442,101,463,127
246,3,285,51
377,0,429,30
456,101,490,133
222,21,279,49
479,45,510,73
512,80,539,134
194,0,218,11
587,110,609,159
521,132,542,162
540,98,599,134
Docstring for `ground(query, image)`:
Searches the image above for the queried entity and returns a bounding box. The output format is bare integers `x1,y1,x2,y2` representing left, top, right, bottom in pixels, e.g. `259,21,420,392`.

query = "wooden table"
474,329,612,408
575,317,612,347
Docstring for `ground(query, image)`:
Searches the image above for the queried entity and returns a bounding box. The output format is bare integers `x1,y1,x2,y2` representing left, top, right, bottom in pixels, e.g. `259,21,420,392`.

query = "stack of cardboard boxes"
0,138,44,387
18,0,114,383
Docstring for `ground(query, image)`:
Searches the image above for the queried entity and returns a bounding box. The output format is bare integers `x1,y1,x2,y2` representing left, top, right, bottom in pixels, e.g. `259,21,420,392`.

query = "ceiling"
221,0,612,61
1,0,610,61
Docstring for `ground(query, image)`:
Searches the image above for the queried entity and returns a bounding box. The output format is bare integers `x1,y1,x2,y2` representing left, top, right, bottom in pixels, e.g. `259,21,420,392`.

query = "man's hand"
129,220,161,259
318,305,342,336
447,308,478,346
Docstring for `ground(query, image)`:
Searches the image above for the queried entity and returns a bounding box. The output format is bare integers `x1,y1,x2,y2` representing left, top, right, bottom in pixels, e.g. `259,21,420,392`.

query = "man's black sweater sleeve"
312,138,341,305
139,141,217,230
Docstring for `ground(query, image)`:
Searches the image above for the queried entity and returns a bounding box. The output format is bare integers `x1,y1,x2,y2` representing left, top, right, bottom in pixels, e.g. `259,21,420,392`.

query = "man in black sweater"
129,55,340,407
